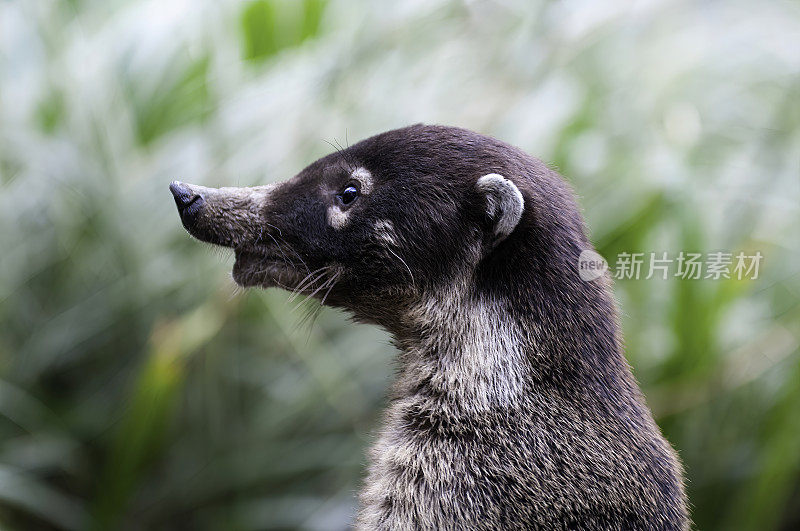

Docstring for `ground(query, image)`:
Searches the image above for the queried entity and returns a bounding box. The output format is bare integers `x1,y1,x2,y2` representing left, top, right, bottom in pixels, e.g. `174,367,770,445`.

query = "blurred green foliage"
1,1,799,530
127,54,213,146
241,0,326,63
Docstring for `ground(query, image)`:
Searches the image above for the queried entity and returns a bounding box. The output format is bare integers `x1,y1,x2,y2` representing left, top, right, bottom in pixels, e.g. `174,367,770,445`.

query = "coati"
169,124,689,530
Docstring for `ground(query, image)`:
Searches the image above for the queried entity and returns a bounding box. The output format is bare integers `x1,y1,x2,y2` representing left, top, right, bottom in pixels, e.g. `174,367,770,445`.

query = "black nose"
169,181,203,216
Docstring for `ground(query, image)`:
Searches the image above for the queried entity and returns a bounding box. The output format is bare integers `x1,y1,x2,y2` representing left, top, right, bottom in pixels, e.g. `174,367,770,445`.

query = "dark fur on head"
171,124,689,529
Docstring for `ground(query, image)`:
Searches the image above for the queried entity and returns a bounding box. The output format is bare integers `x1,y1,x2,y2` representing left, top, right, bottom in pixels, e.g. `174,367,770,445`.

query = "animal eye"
340,185,359,205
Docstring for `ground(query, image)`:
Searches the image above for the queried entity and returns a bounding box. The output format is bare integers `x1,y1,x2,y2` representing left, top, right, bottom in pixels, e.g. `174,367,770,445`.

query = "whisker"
297,301,324,332
324,138,356,173
264,222,283,237
291,273,333,312
265,229,309,274
227,283,245,301
291,299,322,335
305,270,338,300
295,270,340,332
387,247,415,289
319,271,340,306
289,266,326,291
334,137,358,172
288,267,330,302
284,244,309,273
262,232,295,270
295,271,340,330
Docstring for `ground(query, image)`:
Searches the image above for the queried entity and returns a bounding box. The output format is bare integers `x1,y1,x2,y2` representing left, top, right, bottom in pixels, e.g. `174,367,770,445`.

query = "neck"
387,274,633,415
391,287,533,412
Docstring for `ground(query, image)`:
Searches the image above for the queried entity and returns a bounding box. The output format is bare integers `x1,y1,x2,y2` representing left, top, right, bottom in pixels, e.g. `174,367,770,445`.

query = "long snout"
169,181,273,248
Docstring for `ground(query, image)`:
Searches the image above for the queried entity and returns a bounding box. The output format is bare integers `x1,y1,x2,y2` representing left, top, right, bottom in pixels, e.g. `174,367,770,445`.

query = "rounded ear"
475,173,524,247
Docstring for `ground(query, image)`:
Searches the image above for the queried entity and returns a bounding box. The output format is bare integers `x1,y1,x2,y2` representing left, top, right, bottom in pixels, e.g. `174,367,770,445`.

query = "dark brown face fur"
176,126,592,332
170,124,586,331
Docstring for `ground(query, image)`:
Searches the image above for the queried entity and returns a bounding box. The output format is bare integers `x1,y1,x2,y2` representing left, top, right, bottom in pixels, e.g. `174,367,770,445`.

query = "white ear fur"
475,173,524,246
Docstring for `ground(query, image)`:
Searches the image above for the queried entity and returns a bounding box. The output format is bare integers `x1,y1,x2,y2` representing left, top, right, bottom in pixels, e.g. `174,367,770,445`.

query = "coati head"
170,125,603,341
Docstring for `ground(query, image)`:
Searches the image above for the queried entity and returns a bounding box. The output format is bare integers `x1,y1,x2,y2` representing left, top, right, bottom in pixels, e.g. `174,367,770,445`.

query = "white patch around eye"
373,219,398,246
327,205,349,230
351,167,373,194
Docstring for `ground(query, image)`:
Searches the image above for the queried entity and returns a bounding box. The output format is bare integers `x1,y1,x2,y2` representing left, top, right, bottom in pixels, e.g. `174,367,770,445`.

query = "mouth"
232,249,344,306
232,250,301,288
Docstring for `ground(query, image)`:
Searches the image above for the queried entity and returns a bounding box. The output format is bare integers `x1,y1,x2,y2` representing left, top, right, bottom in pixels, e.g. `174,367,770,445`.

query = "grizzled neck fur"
393,284,532,412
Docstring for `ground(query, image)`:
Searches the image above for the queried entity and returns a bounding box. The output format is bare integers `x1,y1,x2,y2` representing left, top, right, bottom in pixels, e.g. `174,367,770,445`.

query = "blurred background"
1,0,799,529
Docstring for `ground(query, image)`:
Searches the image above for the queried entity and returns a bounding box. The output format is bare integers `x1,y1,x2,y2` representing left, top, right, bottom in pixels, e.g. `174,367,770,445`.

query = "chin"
232,253,291,289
